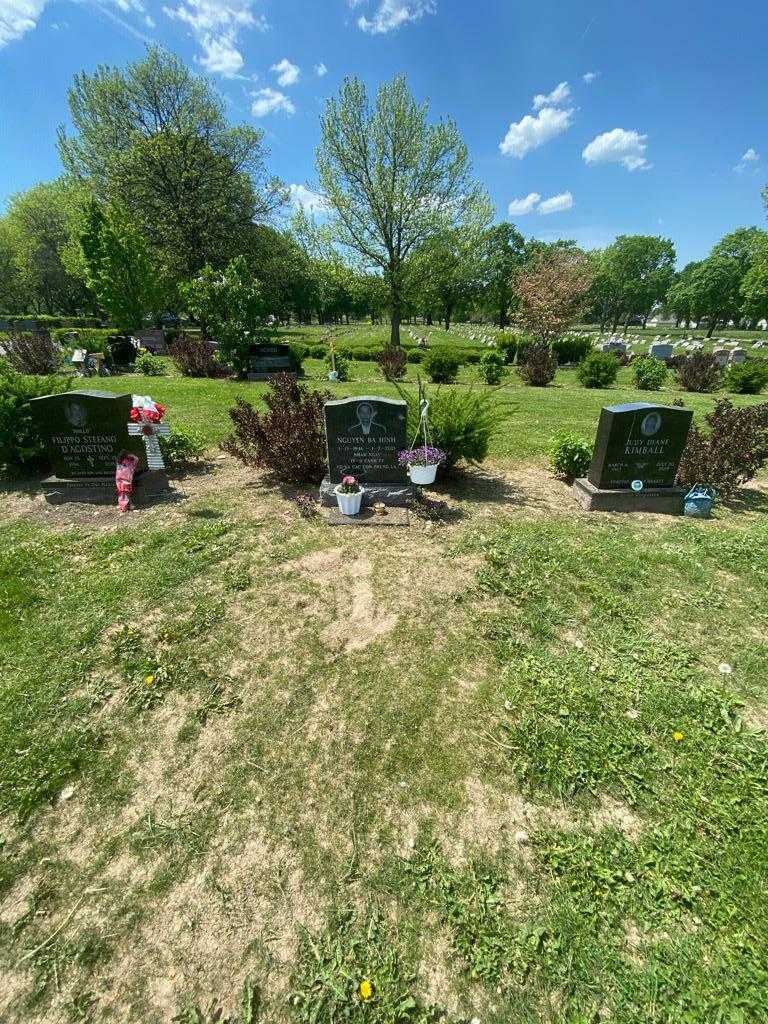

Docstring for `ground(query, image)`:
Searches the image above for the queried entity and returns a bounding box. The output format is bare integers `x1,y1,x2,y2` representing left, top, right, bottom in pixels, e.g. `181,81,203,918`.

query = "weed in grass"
290,907,447,1023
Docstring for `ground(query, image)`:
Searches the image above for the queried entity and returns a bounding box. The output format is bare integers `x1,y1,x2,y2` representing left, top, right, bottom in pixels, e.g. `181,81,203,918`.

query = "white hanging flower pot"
408,463,438,485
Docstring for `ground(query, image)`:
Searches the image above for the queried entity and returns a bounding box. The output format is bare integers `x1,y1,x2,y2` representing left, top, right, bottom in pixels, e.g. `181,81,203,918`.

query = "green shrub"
464,350,482,364
549,432,593,482
398,384,507,474
158,426,206,469
553,334,593,364
478,350,505,385
406,348,423,363
51,327,115,350
352,346,378,362
496,331,518,364
725,360,768,395
577,351,620,389
288,342,308,366
135,352,167,376
423,346,461,384
632,355,669,391
309,344,326,359
517,341,557,386
0,366,70,474
325,352,350,381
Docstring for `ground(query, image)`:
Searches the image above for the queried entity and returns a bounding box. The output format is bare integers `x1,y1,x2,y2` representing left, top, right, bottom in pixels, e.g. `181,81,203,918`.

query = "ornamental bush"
478,350,505,384
549,432,593,482
376,345,407,381
423,346,461,384
222,374,331,485
2,332,60,375
725,360,768,395
517,341,557,386
496,331,518,364
577,351,620,389
632,355,669,391
325,351,350,381
169,334,226,378
406,348,423,363
398,383,508,475
677,399,768,498
158,426,206,469
552,334,593,364
674,353,722,393
0,366,69,474
135,352,167,376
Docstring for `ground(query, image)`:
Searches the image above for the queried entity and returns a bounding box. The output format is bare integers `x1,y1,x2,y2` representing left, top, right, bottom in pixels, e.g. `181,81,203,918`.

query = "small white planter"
334,485,364,515
408,463,438,485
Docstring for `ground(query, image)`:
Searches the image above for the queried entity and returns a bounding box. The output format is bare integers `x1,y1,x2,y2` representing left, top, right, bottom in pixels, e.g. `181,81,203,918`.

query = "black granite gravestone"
27,390,167,504
246,344,300,381
573,402,693,513
319,395,414,507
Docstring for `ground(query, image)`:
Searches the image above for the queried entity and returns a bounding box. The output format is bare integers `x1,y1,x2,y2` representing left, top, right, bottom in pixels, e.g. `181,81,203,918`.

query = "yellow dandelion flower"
358,979,373,1001
144,674,155,686
673,731,684,743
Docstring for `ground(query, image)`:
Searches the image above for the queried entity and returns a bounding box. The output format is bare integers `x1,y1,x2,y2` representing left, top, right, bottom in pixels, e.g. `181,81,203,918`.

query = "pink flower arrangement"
338,474,361,494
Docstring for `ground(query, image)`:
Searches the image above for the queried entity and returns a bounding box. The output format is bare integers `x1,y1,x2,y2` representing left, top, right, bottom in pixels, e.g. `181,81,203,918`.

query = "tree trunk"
444,309,452,331
389,279,401,345
707,315,719,339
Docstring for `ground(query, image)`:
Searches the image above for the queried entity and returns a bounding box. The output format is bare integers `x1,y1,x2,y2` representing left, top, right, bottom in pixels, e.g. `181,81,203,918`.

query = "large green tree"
410,215,490,331
1,179,92,315
59,47,285,285
479,222,527,327
316,74,486,345
79,198,168,331
591,234,676,330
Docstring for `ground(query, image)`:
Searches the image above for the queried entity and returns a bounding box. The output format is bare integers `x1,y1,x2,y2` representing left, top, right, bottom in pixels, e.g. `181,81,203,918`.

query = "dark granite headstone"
26,391,166,504
246,343,299,381
588,402,693,489
320,395,414,507
573,402,693,514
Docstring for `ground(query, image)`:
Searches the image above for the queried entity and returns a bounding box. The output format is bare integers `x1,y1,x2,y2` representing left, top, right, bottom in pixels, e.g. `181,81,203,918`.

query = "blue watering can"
684,485,716,518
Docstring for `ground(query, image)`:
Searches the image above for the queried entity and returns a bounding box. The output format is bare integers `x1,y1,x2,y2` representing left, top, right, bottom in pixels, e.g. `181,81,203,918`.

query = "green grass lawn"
98,355,768,461
2,358,768,1023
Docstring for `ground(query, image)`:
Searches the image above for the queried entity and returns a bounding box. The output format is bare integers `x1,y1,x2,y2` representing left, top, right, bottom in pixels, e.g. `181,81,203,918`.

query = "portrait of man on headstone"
64,399,88,429
349,401,387,436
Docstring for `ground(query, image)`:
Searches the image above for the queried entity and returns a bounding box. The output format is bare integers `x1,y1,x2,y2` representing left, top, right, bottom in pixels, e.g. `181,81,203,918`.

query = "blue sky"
1,0,766,265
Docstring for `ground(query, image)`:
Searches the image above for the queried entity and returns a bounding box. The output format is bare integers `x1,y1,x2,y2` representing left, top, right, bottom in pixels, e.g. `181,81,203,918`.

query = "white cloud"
289,184,329,215
582,128,651,171
357,0,435,34
315,61,328,77
500,106,574,158
582,71,598,84
734,147,760,172
251,87,295,117
0,0,46,46
507,193,541,216
164,0,267,77
271,57,299,86
507,191,573,216
199,35,243,75
537,191,573,214
532,81,571,110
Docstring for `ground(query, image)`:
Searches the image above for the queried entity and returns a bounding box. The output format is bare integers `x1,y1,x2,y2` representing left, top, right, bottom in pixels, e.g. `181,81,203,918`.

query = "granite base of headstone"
572,401,693,515
246,343,300,381
320,395,415,508
27,390,170,505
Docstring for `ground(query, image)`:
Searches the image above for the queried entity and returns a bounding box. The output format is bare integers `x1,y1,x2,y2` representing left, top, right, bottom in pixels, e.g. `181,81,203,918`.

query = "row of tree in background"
1,49,767,341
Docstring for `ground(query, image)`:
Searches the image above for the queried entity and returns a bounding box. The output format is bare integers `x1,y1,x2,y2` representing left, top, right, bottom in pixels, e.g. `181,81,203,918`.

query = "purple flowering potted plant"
334,474,364,515
398,445,446,486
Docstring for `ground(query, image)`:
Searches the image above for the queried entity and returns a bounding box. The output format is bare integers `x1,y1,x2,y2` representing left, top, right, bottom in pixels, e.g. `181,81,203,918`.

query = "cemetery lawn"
2,385,768,1022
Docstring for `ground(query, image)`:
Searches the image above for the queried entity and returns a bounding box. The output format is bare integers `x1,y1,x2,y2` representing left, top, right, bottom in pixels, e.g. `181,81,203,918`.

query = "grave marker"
319,395,414,507
573,401,693,514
